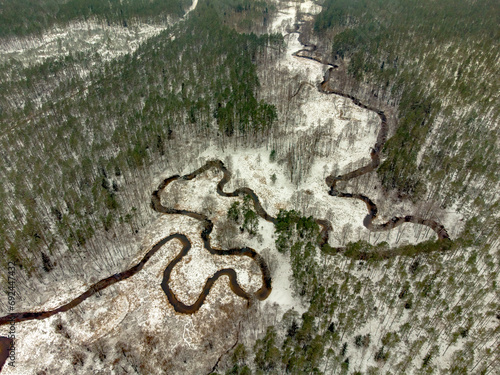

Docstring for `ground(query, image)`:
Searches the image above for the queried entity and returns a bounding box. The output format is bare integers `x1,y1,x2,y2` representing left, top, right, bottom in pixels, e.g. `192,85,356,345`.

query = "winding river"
0,6,452,369
0,161,275,326
292,41,450,251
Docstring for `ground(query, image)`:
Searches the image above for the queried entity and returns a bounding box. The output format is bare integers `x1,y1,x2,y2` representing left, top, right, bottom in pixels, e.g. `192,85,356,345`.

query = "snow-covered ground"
0,22,169,66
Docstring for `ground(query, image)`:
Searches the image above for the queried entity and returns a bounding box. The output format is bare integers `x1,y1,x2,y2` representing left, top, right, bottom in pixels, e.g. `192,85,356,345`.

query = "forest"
0,0,498,373
0,0,192,37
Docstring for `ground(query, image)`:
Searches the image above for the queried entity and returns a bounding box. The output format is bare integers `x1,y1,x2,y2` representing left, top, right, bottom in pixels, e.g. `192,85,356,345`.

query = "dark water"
0,337,12,372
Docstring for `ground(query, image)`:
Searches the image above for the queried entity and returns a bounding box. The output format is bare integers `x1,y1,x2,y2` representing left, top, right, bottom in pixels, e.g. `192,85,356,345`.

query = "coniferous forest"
0,0,498,374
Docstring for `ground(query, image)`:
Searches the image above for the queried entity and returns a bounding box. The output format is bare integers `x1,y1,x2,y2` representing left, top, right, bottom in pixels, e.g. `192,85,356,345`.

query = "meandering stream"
0,6,452,369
